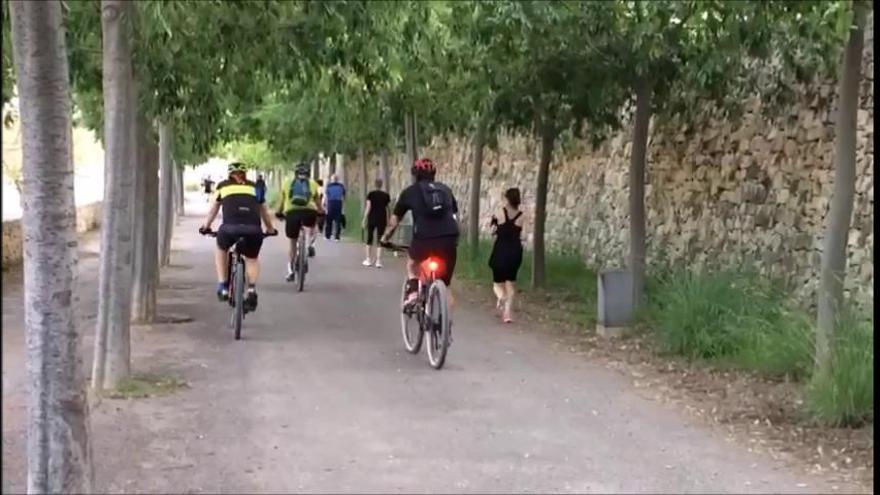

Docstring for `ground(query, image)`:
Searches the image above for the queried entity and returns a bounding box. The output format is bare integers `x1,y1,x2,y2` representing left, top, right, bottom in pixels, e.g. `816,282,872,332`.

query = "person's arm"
259,204,276,233
275,181,286,217
381,192,408,243
363,199,371,228
201,198,221,231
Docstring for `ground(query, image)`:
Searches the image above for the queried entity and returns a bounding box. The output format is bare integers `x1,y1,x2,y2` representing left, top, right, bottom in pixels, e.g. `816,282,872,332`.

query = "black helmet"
295,162,310,177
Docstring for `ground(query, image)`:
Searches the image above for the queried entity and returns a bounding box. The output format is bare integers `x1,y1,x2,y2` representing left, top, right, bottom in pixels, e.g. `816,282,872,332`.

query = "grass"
641,268,814,381
806,308,874,427
342,193,363,242
642,267,874,425
105,373,188,399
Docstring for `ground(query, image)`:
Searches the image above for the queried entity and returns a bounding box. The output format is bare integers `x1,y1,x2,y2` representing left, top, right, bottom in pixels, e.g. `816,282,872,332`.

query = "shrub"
806,308,874,427
643,268,813,380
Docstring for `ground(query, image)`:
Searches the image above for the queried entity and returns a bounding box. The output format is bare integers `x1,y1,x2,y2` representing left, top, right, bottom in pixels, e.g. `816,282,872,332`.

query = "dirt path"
1,198,865,494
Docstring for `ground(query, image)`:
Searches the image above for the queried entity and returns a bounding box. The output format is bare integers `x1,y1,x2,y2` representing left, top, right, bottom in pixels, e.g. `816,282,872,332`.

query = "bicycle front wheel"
400,280,423,354
425,280,450,369
232,260,245,340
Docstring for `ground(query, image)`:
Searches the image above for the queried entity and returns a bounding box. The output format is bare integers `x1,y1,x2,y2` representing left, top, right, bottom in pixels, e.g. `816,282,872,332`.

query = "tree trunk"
158,120,174,267
173,161,184,222
404,112,418,185
131,118,158,323
329,153,337,176
816,2,866,375
359,146,368,206
312,158,319,179
468,118,487,257
380,148,391,196
532,123,556,289
337,153,347,184
92,0,136,391
629,77,653,310
9,1,94,491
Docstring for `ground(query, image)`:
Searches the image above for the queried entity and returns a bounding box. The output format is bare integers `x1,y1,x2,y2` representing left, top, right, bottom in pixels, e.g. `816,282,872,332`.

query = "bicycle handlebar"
199,228,279,238
379,241,409,252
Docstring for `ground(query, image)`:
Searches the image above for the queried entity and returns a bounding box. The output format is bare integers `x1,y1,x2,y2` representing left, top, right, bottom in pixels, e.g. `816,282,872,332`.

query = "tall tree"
92,0,136,390
816,0,869,374
9,0,94,490
157,120,174,267
131,117,159,323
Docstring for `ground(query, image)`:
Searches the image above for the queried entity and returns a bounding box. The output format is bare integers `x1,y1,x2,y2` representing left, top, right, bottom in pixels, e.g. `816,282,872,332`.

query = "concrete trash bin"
597,269,635,338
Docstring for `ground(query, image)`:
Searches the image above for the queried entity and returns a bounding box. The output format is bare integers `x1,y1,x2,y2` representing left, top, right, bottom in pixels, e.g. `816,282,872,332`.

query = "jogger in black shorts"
362,179,391,268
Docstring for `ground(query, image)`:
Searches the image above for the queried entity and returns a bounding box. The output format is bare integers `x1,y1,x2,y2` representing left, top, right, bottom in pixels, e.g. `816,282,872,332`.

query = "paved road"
1,198,851,494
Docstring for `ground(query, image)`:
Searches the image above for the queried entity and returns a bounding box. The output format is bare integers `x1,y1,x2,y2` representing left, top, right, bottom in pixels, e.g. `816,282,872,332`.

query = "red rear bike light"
427,259,439,272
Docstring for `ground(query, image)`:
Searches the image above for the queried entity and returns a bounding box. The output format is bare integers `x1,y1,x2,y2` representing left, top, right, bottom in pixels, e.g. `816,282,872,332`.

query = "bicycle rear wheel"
232,260,245,340
297,235,306,292
400,280,423,354
425,280,450,369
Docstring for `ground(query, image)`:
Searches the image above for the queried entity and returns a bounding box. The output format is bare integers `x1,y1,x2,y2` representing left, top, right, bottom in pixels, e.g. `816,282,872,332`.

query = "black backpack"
418,181,452,218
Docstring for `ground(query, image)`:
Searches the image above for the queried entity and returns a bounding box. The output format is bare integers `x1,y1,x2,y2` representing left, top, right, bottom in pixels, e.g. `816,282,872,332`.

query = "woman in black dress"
488,188,525,323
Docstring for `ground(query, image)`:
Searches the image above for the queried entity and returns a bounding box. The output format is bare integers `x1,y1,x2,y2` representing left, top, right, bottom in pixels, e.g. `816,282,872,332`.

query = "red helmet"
413,157,436,173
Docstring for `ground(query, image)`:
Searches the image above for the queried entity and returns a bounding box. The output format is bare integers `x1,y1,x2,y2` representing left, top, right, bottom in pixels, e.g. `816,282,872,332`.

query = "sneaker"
333,238,340,243
216,283,229,302
286,262,295,282
375,260,383,269
245,290,258,312
362,259,373,267
308,246,316,258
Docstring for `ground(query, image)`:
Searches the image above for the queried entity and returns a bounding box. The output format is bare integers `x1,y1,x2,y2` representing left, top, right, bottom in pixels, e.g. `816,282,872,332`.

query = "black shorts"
365,219,387,245
409,236,458,287
285,209,318,238
216,224,263,259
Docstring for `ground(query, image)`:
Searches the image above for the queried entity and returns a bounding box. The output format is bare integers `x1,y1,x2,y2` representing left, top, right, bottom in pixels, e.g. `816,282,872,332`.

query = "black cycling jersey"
215,178,263,226
393,181,459,240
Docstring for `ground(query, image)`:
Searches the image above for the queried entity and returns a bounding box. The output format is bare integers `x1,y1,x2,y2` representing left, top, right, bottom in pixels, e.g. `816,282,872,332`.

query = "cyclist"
381,157,460,309
199,162,277,310
277,162,321,281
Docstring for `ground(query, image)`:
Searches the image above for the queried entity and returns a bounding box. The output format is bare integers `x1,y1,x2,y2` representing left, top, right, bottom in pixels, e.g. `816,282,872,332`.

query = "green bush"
642,268,813,380
807,308,874,427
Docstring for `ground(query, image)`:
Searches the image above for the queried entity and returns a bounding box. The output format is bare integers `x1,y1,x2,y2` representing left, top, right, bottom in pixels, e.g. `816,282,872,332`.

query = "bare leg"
375,246,383,265
503,281,516,321
244,256,260,285
493,282,506,303
364,244,371,263
215,247,228,283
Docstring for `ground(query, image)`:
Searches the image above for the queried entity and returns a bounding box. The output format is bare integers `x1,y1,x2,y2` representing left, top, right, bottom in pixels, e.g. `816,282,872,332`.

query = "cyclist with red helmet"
381,157,460,307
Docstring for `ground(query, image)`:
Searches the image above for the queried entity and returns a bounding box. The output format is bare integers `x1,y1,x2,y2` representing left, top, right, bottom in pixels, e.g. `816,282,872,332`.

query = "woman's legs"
503,280,516,322
493,283,506,313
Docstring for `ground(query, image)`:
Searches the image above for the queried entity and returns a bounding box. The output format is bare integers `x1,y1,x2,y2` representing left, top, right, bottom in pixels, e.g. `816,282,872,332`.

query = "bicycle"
200,228,277,340
380,241,452,370
288,225,310,292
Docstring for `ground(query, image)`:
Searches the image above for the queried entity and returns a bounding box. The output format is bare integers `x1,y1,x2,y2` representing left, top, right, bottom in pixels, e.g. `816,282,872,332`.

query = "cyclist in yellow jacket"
276,162,322,281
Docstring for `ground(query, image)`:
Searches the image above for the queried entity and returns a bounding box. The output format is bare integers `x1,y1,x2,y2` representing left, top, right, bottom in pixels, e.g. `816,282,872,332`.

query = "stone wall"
364,36,874,308
2,202,103,269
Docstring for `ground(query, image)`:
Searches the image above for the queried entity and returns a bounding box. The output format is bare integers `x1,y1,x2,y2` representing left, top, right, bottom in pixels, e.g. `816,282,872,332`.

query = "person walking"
362,178,391,267
323,174,346,241
488,187,525,323
202,176,215,203
254,173,267,204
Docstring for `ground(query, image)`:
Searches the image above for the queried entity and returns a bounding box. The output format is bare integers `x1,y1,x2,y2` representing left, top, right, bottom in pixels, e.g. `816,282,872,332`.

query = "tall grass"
642,268,814,380
806,307,874,427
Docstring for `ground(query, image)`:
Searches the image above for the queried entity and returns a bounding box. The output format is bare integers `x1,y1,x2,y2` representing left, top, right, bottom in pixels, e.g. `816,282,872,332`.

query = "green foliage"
807,308,874,427
643,268,814,380
213,139,281,171
2,1,14,105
